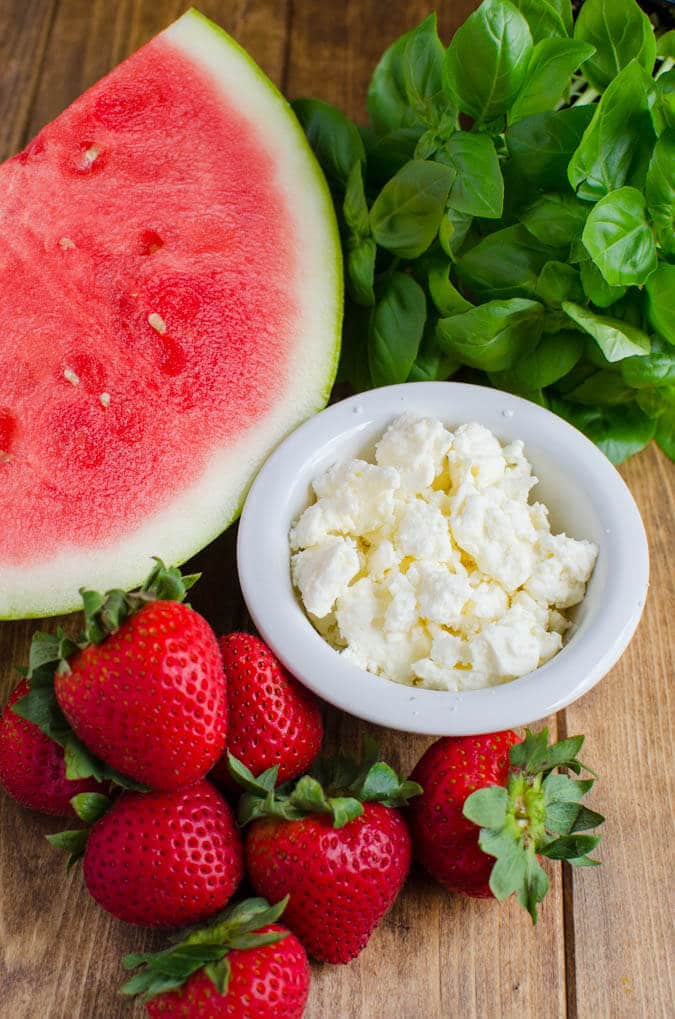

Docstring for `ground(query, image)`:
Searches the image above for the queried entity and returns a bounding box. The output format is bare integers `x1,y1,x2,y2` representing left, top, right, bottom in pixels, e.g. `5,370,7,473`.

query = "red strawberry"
49,562,227,790
121,898,309,1018
210,633,322,790
231,742,419,963
0,679,102,816
408,729,604,920
76,779,242,927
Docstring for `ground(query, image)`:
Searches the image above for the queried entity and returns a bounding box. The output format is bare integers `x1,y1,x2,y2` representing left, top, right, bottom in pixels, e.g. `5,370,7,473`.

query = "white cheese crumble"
290,414,598,692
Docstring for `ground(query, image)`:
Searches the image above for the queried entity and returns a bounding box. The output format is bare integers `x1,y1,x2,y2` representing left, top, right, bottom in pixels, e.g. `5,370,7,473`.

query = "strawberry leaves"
231,737,422,829
46,790,112,866
120,897,290,1003
463,728,603,922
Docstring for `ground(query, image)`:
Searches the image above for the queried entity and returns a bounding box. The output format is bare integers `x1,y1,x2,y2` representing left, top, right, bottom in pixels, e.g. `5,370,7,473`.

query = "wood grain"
0,3,672,1018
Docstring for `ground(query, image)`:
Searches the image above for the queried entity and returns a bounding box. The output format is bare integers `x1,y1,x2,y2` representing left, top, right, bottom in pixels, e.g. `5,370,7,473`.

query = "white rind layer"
1,9,342,618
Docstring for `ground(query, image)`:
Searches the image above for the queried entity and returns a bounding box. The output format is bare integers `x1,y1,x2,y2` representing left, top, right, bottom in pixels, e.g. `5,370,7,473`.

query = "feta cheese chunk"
290,413,598,691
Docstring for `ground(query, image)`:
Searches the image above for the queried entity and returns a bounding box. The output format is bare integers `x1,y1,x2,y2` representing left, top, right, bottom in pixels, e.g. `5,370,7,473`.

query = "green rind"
1,9,342,620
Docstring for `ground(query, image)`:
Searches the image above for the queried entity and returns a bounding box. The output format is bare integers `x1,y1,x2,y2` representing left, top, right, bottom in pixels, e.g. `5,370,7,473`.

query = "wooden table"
0,2,672,1016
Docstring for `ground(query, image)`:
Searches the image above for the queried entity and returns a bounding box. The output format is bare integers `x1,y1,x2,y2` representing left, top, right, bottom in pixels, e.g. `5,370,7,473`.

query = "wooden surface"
0,2,673,1016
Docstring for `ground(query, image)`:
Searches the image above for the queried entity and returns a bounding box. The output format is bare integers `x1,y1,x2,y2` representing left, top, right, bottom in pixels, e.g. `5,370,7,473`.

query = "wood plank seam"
15,0,61,153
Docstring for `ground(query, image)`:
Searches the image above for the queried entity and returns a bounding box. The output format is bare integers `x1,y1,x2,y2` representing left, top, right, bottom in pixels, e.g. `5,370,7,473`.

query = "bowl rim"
236,381,649,735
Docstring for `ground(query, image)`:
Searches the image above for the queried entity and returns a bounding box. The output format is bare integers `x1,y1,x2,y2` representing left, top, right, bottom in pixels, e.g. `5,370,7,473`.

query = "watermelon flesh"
0,11,341,618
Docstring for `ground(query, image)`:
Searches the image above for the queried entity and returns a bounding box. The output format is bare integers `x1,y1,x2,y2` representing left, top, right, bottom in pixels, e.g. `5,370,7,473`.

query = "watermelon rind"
1,9,342,619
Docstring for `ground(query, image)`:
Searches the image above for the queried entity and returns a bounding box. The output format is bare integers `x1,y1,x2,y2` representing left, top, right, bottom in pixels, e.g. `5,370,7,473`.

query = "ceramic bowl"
237,382,649,735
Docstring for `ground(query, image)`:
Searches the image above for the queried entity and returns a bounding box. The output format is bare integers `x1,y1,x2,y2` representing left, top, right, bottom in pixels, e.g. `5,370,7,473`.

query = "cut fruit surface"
0,9,341,618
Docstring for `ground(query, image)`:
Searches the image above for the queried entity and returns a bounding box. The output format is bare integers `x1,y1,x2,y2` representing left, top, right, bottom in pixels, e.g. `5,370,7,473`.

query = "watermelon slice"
0,10,341,618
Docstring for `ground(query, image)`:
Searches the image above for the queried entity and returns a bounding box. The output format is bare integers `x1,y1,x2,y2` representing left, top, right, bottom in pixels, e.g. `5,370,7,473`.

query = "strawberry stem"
463,728,604,923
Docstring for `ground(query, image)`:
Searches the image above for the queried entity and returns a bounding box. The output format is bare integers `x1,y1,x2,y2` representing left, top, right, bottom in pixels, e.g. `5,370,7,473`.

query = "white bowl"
237,382,649,735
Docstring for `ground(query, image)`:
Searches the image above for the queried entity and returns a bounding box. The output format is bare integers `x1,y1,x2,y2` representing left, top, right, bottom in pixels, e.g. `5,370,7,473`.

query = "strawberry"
51,779,243,927
0,679,102,816
230,741,420,963
121,897,310,1018
408,729,604,920
210,633,323,791
16,560,227,791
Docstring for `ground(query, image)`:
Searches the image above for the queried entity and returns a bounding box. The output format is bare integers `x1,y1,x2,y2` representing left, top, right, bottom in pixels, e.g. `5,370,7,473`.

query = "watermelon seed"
63,367,80,386
99,392,111,408
81,145,101,169
59,237,76,250
148,313,167,335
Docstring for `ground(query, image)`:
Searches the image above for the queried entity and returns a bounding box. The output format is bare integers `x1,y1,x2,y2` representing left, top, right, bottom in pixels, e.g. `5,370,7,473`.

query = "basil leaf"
535,262,584,306
520,192,588,246
427,258,473,316
362,127,424,184
438,208,474,260
508,39,595,124
567,370,633,406
368,272,426,386
347,239,376,307
407,327,460,382
370,160,454,259
645,265,675,345
621,341,675,388
568,60,656,202
436,298,543,371
552,399,656,463
343,162,370,237
655,406,675,461
510,0,572,42
573,0,656,91
645,131,675,258
581,187,658,287
579,259,627,309
562,302,651,361
292,98,364,187
368,14,451,135
651,70,675,137
443,0,533,124
495,330,584,389
437,132,504,219
506,106,594,190
457,224,559,301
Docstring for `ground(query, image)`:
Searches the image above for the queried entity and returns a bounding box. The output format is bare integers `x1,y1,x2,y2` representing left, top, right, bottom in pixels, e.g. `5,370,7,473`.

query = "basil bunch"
293,0,674,464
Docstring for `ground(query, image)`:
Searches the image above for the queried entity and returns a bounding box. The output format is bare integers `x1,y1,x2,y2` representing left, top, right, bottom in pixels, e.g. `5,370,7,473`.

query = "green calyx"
120,897,290,1003
46,791,112,867
463,729,604,923
12,559,199,793
230,736,422,829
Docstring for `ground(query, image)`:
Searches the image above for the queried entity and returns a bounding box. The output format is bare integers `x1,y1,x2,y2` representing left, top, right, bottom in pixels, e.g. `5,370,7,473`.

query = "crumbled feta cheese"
290,413,598,690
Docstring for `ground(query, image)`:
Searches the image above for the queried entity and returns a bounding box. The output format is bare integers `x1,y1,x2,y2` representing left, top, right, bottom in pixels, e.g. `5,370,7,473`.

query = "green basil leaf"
567,60,656,202
368,272,427,386
551,399,656,463
645,265,675,345
457,224,559,301
370,160,454,258
508,39,595,124
407,327,460,382
443,0,533,124
579,259,627,309
581,187,658,287
362,127,425,184
573,0,656,91
436,298,543,371
657,30,675,60
655,406,675,460
520,192,588,246
497,330,584,389
621,341,675,388
438,208,474,260
292,98,364,187
368,14,451,134
427,258,473,315
506,106,594,190
437,132,504,219
567,369,633,406
651,69,675,137
343,162,370,237
646,131,675,257
562,302,651,361
535,262,584,306
347,239,376,307
510,0,572,42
